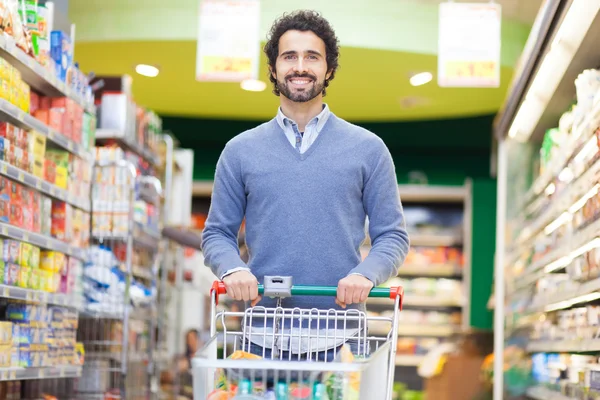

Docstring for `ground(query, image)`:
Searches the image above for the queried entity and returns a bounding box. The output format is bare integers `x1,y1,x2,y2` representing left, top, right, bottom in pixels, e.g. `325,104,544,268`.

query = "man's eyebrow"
280,50,323,57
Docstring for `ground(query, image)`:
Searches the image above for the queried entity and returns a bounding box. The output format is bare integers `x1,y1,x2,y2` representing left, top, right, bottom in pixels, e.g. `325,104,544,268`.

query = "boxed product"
40,251,66,273
50,31,72,82
4,263,18,286
3,240,21,264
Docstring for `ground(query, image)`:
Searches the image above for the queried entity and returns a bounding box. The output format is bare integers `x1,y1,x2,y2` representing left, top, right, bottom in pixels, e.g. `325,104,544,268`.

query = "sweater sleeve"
201,143,248,279
348,140,410,286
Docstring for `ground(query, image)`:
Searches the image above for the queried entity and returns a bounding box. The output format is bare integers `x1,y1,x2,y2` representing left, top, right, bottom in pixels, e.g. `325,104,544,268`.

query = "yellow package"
40,251,65,273
0,322,12,345
18,266,30,289
0,344,11,368
228,350,262,360
20,243,32,268
30,246,40,269
28,132,46,160
29,268,40,291
54,166,68,189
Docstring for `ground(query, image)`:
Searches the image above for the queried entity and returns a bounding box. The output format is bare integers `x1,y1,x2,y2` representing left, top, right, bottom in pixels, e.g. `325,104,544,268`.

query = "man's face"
272,30,332,103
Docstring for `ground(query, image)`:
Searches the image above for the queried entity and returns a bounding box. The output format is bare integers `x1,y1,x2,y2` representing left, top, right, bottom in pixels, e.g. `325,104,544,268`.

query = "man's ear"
269,65,276,80
326,69,333,80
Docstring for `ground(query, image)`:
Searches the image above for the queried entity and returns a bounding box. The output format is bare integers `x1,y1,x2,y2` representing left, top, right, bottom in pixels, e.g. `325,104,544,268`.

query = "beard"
276,73,325,103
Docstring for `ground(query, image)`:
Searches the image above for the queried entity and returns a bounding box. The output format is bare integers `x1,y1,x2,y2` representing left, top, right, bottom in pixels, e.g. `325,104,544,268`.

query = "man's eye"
308,55,318,60
285,55,296,60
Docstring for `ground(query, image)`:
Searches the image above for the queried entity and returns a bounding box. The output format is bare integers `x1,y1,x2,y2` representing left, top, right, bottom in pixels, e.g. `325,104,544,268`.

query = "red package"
44,159,56,184
0,122,14,138
9,181,21,203
62,120,73,139
10,202,23,228
50,97,67,109
5,144,14,167
0,198,9,223
32,192,41,233
21,187,32,209
16,129,28,150
40,96,51,110
30,92,40,115
21,151,29,172
0,177,9,200
22,205,32,232
33,109,50,125
51,217,66,241
48,109,65,132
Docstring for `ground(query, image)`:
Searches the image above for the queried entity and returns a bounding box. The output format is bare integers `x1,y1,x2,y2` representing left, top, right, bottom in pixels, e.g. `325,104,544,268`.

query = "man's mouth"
288,77,314,86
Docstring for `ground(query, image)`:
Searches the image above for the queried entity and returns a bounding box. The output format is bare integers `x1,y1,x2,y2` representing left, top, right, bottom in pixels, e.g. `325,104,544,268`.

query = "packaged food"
19,242,32,268
0,322,12,344
4,263,18,286
29,268,40,290
17,266,30,288
3,240,20,264
18,344,30,367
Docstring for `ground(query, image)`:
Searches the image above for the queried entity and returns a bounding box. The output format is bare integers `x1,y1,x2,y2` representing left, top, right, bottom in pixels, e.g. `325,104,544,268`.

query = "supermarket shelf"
0,98,91,160
0,365,82,381
81,307,156,322
0,222,87,260
369,295,462,308
96,129,160,167
0,35,94,114
0,160,90,211
514,152,600,248
0,284,82,309
510,216,600,293
398,184,467,203
527,386,575,400
409,233,462,247
521,98,600,211
398,264,462,279
528,276,600,313
395,354,424,366
527,339,600,353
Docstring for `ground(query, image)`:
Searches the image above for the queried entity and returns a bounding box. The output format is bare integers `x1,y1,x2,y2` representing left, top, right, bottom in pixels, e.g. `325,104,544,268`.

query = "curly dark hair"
264,10,340,97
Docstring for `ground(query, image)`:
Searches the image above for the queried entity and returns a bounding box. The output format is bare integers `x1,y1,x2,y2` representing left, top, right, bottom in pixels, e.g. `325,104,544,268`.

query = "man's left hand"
336,275,374,308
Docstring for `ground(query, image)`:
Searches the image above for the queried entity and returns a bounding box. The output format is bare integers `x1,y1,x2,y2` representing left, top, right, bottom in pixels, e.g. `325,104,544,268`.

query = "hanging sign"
438,2,501,87
196,0,261,82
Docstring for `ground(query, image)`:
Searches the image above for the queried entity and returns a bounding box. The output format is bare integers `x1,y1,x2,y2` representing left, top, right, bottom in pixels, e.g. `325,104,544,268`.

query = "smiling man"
201,10,409,350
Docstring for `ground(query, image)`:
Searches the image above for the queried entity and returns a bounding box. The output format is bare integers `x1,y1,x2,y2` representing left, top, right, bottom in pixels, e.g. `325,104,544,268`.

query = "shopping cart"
193,276,403,400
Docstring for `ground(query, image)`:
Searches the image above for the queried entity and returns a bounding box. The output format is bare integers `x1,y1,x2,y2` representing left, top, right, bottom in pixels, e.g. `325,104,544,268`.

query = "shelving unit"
493,1,600,399
364,182,472,392
0,12,97,395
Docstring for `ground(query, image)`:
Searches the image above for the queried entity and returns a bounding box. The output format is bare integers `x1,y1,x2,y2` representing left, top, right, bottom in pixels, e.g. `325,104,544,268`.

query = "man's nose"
293,59,308,73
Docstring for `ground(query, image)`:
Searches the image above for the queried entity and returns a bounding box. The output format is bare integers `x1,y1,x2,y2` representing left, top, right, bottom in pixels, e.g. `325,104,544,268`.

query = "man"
202,9,408,311
166,10,409,357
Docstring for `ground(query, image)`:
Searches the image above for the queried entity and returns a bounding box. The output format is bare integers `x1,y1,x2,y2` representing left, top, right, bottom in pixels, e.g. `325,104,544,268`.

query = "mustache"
285,73,317,81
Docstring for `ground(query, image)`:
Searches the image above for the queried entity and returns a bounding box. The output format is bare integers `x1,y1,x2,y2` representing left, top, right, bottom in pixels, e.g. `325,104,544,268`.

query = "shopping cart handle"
210,281,404,309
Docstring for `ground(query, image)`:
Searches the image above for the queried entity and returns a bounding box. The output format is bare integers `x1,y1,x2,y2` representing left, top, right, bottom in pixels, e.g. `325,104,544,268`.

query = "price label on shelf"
17,110,25,122
41,292,48,303
0,370,7,380
0,164,7,175
2,287,8,297
17,171,24,182
22,232,28,242
39,369,44,378
47,130,55,140
26,292,32,302
35,180,42,190
67,142,74,151
60,367,65,377
9,370,16,380
45,239,51,248
2,226,8,236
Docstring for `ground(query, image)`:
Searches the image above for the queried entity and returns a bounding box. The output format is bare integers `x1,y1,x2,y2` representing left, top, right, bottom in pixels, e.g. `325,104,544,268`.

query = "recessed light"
241,79,266,92
410,72,433,87
135,64,160,77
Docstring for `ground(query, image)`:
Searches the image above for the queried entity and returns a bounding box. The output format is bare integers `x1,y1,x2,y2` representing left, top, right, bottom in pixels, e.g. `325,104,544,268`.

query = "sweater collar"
276,103,331,133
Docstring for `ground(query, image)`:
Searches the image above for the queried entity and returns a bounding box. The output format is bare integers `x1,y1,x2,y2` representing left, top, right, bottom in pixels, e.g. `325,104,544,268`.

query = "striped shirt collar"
276,103,331,133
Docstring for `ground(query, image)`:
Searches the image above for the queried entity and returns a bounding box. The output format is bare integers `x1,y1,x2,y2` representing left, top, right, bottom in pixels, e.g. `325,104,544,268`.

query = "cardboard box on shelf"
424,354,484,400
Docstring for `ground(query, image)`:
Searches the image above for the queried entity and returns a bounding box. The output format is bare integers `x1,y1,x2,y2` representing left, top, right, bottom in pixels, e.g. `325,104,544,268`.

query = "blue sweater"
201,114,410,313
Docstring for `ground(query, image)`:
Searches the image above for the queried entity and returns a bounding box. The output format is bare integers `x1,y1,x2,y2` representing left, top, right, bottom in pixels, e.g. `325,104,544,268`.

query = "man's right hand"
222,270,261,306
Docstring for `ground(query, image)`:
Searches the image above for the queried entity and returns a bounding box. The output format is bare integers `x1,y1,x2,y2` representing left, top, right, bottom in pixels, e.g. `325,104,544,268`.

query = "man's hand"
336,275,374,308
222,270,261,306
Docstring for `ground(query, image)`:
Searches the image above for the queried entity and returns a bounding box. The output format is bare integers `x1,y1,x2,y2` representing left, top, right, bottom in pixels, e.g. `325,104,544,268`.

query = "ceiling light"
135,64,160,78
410,72,433,87
240,79,266,92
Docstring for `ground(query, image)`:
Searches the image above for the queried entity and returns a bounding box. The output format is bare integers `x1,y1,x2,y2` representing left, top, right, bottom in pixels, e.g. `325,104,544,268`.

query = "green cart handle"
211,281,404,310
